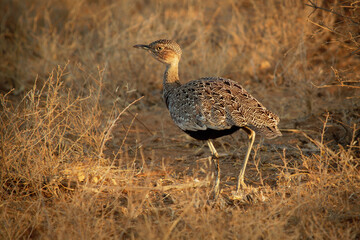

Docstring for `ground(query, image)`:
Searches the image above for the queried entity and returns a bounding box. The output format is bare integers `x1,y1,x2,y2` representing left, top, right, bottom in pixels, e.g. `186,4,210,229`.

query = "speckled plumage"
164,77,281,139
134,39,281,198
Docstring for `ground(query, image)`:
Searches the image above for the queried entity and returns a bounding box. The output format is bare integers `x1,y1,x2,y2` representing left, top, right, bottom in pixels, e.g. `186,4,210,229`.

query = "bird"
134,39,281,199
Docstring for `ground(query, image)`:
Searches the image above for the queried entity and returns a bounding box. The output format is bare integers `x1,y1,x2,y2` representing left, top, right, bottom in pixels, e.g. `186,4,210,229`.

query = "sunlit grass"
1,0,359,239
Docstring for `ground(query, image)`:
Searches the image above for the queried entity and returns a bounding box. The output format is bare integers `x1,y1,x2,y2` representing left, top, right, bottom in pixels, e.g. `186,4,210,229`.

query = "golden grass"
1,0,360,239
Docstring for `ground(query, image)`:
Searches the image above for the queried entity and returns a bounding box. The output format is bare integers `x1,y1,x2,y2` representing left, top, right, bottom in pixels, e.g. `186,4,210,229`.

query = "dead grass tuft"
1,0,360,239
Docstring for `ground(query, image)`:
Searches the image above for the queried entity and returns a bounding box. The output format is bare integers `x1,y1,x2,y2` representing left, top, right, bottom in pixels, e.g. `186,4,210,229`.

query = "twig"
306,18,346,37
126,109,154,136
312,83,360,89
305,0,360,25
84,181,210,192
99,96,144,157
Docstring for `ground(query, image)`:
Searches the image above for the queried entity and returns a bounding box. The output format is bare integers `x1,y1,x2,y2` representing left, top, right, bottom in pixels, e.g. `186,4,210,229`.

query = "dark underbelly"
184,126,241,140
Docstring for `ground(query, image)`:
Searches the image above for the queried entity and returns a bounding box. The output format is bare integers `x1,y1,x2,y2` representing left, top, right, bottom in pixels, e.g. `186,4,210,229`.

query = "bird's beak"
133,44,150,50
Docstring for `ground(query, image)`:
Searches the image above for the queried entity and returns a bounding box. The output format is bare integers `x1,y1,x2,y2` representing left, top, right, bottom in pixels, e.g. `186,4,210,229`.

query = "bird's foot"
236,177,248,192
238,180,248,190
206,188,222,207
230,186,267,203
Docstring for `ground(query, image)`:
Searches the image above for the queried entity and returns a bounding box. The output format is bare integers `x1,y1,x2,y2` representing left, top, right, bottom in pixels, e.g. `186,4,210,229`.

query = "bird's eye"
156,46,163,51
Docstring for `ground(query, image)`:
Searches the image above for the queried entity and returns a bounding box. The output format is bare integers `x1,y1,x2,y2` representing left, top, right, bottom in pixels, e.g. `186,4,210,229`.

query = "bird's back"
164,77,281,139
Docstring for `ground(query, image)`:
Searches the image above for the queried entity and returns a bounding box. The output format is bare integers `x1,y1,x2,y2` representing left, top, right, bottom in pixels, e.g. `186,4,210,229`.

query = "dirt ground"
1,0,360,239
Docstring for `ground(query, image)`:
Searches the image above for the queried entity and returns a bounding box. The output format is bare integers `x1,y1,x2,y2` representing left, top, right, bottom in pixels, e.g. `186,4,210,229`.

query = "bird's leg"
207,140,220,200
237,127,256,192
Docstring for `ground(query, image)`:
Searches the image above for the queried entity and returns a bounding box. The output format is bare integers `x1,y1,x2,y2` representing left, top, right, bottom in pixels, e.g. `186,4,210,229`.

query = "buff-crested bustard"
134,39,281,199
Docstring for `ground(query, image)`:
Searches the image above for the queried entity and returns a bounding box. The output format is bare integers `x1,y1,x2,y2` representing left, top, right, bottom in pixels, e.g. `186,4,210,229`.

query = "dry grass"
1,0,360,239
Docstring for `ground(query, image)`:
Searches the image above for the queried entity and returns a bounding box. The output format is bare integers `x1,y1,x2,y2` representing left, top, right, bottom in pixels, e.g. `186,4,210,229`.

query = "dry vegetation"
1,0,360,239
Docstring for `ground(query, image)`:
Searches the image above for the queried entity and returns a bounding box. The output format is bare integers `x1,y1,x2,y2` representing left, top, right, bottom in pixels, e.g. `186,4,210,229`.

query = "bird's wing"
166,77,280,133
165,77,232,131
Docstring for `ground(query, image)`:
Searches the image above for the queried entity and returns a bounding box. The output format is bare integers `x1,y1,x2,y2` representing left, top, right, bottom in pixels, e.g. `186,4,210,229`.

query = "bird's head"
133,39,182,65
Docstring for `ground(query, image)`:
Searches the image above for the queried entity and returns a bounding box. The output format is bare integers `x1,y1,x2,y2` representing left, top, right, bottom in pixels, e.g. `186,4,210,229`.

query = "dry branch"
306,0,360,25
84,181,210,193
99,96,144,157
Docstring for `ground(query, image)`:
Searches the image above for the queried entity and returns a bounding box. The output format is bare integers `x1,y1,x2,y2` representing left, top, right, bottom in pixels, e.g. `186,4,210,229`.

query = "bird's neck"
163,62,180,91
